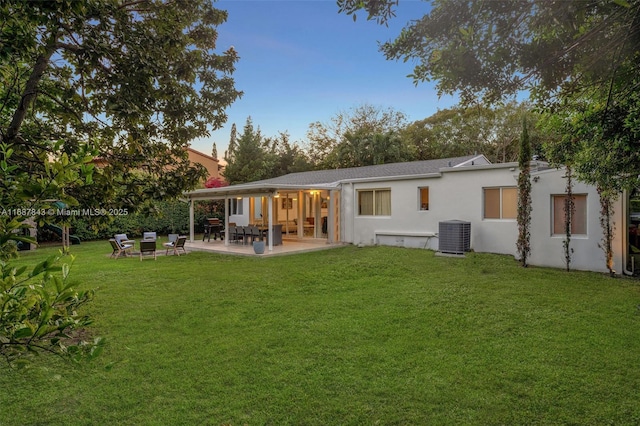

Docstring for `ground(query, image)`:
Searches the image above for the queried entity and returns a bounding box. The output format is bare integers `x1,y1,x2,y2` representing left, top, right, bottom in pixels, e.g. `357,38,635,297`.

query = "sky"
190,0,459,159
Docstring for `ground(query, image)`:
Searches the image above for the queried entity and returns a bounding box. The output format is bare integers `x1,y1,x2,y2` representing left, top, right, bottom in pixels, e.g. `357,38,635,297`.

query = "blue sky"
191,0,458,158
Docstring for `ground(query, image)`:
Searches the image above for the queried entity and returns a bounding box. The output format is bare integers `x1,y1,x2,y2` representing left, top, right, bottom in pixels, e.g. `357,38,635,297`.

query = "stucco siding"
343,164,624,273
527,168,624,273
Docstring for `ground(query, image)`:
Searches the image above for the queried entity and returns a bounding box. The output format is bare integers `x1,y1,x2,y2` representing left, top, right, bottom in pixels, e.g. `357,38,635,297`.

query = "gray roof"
185,155,487,199
251,155,482,186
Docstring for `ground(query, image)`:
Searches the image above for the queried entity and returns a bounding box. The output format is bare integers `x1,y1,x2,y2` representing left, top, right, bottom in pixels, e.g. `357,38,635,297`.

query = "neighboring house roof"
185,154,489,199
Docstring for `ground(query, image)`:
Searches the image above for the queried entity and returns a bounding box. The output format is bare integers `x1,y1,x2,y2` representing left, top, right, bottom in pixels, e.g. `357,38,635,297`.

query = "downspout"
350,182,355,245
622,191,634,276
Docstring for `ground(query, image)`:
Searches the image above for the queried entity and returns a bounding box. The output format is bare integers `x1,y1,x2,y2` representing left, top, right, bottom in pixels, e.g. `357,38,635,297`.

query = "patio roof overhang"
184,183,340,201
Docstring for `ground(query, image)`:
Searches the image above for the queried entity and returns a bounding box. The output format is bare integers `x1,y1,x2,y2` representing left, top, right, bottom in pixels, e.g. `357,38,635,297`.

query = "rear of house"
185,154,628,274
343,160,625,273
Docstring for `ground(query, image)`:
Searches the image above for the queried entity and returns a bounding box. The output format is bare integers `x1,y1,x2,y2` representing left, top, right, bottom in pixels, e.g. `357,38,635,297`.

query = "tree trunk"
5,30,59,143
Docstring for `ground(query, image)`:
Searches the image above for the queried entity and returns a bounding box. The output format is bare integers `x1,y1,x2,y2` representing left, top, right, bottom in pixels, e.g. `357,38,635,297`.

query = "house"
184,154,631,274
92,146,221,188
186,147,222,184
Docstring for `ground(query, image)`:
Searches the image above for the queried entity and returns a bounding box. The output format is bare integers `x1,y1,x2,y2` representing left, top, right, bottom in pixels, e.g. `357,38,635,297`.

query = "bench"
374,231,438,249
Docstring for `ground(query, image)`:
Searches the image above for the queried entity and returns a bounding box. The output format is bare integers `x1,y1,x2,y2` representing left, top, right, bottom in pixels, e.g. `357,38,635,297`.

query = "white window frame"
418,187,429,211
357,188,391,216
551,194,587,236
483,187,517,220
230,198,243,215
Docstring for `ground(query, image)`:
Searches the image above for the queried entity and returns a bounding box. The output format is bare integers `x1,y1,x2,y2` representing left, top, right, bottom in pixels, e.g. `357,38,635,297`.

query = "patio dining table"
257,224,283,246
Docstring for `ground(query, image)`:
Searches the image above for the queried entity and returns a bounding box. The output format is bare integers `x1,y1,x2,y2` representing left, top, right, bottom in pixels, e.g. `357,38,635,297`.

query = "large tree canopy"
338,0,639,105
402,102,546,163
305,103,411,169
0,0,241,366
338,0,640,193
1,0,241,209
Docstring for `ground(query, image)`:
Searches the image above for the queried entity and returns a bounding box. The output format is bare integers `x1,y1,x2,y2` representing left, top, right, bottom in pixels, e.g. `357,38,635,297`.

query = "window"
358,189,391,216
419,187,429,211
552,194,587,235
230,198,243,215
483,187,517,219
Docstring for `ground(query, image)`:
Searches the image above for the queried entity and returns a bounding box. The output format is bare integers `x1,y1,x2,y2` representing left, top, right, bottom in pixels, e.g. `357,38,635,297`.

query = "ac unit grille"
438,220,471,254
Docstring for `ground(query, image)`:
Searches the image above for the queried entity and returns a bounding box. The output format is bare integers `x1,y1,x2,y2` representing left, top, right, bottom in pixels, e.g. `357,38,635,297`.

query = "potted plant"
253,240,265,254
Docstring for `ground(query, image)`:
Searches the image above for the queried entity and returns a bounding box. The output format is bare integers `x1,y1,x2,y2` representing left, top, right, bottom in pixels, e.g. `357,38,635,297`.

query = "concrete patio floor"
185,236,344,257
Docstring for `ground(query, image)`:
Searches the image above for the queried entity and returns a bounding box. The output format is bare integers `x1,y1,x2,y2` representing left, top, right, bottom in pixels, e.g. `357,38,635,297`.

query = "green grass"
2,240,640,425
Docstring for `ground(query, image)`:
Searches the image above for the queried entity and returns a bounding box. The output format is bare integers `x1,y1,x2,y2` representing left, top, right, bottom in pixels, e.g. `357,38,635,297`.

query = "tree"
264,132,312,177
542,72,640,273
1,0,242,212
226,123,238,162
305,103,409,169
335,130,412,167
338,0,639,105
223,117,268,184
516,119,532,267
0,144,104,367
0,0,241,365
541,108,583,272
402,103,544,162
337,1,640,180
211,142,218,160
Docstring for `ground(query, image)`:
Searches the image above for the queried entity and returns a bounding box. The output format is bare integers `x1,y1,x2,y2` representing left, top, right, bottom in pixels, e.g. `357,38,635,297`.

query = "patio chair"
236,226,248,245
110,238,133,258
114,233,135,249
143,232,157,241
164,235,187,256
139,239,157,261
248,225,262,243
227,226,238,243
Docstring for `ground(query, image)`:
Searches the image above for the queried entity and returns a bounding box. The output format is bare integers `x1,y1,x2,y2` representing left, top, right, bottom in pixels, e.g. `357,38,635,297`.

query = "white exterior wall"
228,198,250,226
342,165,625,273
527,168,624,273
345,166,520,254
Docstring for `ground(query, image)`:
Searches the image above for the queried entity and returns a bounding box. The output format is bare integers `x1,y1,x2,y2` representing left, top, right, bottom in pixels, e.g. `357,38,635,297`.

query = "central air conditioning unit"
438,220,471,254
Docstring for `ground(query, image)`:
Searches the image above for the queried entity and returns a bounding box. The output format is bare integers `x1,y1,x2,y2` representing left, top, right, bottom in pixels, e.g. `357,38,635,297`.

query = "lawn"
2,240,640,425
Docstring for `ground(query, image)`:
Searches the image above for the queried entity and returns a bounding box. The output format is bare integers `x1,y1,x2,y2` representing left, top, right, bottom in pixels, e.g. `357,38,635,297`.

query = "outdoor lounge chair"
114,233,135,249
163,235,187,256
110,238,133,258
139,239,157,261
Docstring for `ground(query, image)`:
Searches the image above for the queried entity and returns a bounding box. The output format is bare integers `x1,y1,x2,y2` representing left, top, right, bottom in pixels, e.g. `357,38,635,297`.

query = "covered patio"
183,179,341,254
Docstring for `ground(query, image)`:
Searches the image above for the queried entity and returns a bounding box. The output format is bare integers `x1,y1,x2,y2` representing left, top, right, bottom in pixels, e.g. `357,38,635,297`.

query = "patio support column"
224,197,229,246
297,190,304,237
314,191,321,238
189,199,194,243
267,194,274,251
328,190,336,243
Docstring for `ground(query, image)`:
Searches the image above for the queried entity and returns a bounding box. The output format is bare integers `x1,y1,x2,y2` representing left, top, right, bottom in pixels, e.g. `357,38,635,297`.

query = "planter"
253,240,265,254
